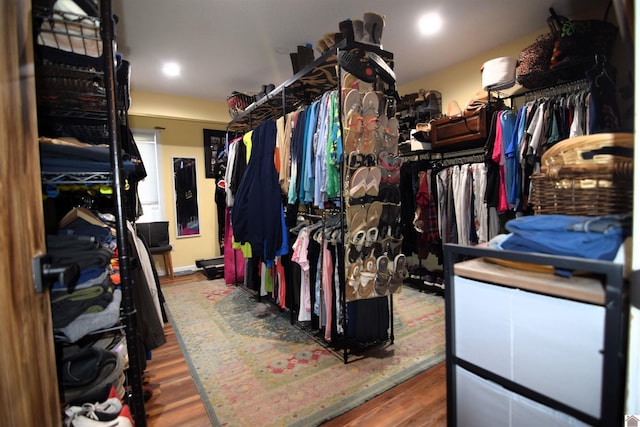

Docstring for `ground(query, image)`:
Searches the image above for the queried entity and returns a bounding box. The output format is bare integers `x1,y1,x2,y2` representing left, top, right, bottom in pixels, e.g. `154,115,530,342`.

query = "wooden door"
0,2,61,426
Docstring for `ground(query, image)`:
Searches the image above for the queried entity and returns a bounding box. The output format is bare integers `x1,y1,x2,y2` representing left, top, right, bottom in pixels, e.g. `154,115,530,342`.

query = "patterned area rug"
162,278,445,426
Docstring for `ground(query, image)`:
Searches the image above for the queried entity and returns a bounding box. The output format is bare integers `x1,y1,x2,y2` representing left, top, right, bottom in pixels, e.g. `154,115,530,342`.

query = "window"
132,128,164,222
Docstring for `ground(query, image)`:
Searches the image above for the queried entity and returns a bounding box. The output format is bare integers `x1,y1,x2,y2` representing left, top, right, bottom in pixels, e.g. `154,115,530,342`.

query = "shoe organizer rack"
227,40,402,363
33,1,148,424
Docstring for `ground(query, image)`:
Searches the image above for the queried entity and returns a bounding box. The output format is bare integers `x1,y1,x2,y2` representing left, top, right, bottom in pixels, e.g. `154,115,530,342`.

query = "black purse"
547,2,618,80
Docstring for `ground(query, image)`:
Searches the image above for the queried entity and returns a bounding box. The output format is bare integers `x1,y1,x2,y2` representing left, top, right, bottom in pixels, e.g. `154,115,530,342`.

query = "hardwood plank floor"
144,272,447,426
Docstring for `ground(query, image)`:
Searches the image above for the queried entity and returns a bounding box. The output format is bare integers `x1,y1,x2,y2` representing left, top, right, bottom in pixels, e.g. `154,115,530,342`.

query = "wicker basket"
530,133,634,216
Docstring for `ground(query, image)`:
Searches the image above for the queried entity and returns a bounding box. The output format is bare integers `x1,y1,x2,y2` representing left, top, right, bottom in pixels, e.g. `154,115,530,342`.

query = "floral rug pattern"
162,278,445,426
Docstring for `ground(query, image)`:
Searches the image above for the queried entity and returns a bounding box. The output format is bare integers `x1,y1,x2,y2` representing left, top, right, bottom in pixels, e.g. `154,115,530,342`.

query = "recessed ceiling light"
162,62,181,77
418,12,443,36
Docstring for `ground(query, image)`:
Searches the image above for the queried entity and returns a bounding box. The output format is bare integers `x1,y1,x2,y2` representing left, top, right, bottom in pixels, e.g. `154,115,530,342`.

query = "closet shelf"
33,6,103,59
228,39,393,131
41,171,112,185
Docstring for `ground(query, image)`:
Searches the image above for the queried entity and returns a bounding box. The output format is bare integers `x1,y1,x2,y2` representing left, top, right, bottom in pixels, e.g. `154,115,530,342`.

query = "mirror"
173,157,200,237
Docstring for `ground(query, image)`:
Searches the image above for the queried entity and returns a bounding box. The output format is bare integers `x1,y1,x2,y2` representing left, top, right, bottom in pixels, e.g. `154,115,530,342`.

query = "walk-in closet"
2,1,635,426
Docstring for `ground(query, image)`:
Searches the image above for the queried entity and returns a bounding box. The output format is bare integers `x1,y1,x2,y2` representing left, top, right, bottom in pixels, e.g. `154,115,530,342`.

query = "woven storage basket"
530,133,634,216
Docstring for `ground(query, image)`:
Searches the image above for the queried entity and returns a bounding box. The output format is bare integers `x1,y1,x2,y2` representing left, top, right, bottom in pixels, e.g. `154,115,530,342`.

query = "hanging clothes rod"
515,78,590,103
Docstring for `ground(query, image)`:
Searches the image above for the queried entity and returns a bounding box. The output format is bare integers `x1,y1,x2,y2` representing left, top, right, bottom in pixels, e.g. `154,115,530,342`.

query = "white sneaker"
64,397,122,426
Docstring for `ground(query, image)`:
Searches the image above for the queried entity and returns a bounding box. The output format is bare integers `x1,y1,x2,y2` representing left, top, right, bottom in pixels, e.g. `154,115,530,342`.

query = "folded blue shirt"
501,214,630,261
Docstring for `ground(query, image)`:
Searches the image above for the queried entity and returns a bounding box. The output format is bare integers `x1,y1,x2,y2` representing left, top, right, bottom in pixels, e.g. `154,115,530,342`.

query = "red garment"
491,111,508,212
224,207,245,284
415,171,440,243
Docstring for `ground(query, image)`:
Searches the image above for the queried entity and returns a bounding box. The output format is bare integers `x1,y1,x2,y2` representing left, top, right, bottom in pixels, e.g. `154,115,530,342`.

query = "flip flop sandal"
366,200,383,229
363,256,376,273
347,204,366,228
374,255,391,295
378,183,401,204
343,88,361,117
359,271,376,298
346,278,359,301
348,166,369,199
393,253,409,279
349,229,367,251
362,91,379,115
376,115,388,154
378,150,401,173
342,72,359,93
388,272,403,294
347,243,363,263
348,151,365,170
384,235,404,258
363,152,377,166
384,117,400,154
346,262,361,301
343,110,363,154
359,113,379,154
380,203,401,226
365,166,381,197
365,227,379,248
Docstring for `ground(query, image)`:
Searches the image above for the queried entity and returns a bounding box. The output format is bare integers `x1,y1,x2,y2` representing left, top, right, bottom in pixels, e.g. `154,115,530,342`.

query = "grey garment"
566,213,632,235
57,289,122,343
126,228,167,351
74,269,110,290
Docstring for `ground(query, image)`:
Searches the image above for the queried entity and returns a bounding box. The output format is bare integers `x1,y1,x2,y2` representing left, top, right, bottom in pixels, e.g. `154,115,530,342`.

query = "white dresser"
444,244,627,427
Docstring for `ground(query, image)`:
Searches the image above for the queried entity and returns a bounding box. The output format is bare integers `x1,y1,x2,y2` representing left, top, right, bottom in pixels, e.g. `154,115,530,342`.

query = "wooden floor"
143,272,447,427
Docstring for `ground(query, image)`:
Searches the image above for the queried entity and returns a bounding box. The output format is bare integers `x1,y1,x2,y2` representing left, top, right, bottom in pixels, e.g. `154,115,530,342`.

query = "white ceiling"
111,0,608,102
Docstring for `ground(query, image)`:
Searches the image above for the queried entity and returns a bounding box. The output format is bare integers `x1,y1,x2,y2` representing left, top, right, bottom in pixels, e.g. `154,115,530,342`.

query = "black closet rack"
224,39,397,364
488,77,591,108
33,1,148,424
227,39,393,132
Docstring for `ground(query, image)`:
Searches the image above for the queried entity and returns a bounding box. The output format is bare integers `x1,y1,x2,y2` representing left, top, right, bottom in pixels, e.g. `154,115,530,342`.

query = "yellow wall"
129,90,230,124
398,31,543,112
129,111,227,269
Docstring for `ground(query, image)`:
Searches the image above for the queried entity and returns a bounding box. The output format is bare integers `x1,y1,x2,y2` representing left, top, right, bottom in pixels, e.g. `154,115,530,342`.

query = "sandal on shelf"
342,72,359,93
348,166,369,199
384,117,400,154
359,270,376,298
376,115,388,154
344,110,363,153
378,151,401,184
346,204,366,228
380,203,401,226
365,227,379,248
343,88,361,119
346,262,362,301
363,256,377,273
362,91,379,115
374,254,391,295
349,228,367,251
366,200,383,229
359,91,380,154
377,183,401,204
380,234,403,258
389,253,408,293
359,113,379,154
365,166,381,197
347,243,362,263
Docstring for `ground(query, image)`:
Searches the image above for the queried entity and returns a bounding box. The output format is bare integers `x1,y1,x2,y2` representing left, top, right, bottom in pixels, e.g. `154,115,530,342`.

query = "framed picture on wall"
203,129,226,179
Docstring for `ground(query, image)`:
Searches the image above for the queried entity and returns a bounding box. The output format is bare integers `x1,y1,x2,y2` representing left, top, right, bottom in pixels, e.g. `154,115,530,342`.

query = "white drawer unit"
444,244,628,427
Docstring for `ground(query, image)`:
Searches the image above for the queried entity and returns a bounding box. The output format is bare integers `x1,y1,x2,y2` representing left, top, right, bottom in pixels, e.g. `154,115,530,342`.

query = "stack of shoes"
342,63,405,302
64,385,134,426
60,346,127,404
290,44,315,75
316,11,385,55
